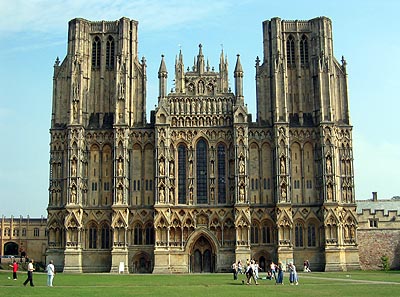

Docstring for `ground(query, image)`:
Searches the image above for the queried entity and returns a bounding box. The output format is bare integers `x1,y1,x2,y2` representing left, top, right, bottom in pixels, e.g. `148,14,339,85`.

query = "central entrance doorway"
190,235,214,273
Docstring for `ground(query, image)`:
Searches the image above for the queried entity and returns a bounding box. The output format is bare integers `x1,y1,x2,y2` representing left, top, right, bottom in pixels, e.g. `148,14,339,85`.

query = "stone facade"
0,216,47,264
357,193,400,270
46,16,360,273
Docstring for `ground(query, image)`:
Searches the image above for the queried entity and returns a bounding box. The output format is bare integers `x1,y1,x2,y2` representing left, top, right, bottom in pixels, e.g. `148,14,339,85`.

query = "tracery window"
145,224,154,245
92,36,101,69
307,223,316,246
286,35,295,67
295,223,304,247
178,145,187,204
101,225,110,249
250,225,259,244
89,225,97,249
300,35,309,66
106,36,115,69
134,224,143,245
262,224,272,243
217,144,226,203
196,139,208,204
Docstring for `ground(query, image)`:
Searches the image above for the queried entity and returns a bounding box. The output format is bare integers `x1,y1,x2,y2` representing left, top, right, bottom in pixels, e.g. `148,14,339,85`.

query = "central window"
178,145,187,204
196,139,208,204
217,144,226,203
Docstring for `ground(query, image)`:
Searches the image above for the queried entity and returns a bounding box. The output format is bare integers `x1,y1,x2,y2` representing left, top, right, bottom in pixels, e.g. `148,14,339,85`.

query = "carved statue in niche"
159,158,165,176
169,161,174,177
210,188,214,201
239,185,245,202
159,187,165,203
327,185,333,201
198,80,205,94
71,159,77,176
280,157,286,174
239,157,245,174
191,100,196,114
169,188,174,203
118,159,123,176
326,156,332,174
117,188,123,203
71,186,77,204
281,185,287,202
197,100,201,114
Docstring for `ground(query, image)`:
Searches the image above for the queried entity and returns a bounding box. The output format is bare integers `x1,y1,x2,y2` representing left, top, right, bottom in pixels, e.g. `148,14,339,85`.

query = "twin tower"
47,17,359,273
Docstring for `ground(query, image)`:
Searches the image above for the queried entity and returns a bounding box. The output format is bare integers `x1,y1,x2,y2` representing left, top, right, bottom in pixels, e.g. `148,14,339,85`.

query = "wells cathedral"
46,16,360,273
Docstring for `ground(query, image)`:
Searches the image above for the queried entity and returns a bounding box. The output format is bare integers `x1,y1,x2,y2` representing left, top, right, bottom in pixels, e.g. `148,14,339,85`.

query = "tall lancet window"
92,36,101,69
217,144,226,204
300,35,309,66
286,35,295,67
178,145,187,204
196,139,208,204
106,36,115,70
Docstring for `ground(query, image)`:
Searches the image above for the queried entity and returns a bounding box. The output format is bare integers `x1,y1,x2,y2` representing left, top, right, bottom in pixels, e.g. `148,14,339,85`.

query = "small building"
357,192,400,270
0,216,47,264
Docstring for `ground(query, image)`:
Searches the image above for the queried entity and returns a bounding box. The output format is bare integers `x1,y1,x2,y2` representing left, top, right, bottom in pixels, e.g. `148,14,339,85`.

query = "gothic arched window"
286,35,295,67
92,36,101,69
106,36,115,70
262,222,272,243
134,224,143,245
196,139,208,204
178,145,187,204
217,144,226,204
89,224,97,249
300,35,309,66
145,223,155,245
295,223,304,247
101,224,110,249
307,223,316,247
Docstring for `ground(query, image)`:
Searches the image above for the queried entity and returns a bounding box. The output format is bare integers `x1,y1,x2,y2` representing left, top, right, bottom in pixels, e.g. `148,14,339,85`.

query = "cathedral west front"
46,16,360,273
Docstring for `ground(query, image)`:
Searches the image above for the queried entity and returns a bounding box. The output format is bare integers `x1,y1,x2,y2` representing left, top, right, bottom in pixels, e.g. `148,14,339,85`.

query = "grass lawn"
0,270,399,297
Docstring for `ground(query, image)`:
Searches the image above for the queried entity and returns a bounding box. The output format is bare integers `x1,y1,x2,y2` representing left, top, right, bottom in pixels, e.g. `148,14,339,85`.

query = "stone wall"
357,229,400,270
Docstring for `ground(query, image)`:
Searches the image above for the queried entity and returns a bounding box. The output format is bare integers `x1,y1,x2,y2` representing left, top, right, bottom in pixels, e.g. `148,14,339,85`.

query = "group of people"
9,259,56,287
232,259,261,285
232,259,308,285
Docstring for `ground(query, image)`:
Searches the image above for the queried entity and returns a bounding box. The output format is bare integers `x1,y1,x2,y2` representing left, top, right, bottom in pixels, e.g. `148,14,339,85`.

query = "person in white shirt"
23,259,35,287
46,260,55,287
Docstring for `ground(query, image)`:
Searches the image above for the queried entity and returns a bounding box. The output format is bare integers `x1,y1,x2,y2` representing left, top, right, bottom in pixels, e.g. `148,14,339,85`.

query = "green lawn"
0,270,399,297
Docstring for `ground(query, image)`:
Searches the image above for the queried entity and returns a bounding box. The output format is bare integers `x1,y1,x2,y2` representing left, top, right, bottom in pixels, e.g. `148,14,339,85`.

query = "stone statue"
159,159,165,176
280,157,286,174
326,157,332,174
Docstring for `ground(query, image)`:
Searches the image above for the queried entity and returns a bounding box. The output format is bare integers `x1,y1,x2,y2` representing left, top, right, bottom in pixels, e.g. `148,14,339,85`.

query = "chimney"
372,192,377,201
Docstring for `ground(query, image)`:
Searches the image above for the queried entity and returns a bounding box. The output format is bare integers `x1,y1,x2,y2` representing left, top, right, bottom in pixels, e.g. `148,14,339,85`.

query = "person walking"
9,260,18,280
23,259,35,287
270,261,277,280
288,262,299,285
46,260,56,287
276,262,284,285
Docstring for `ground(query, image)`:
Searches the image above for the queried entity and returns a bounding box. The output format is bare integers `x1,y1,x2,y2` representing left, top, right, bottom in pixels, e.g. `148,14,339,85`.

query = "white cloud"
0,0,234,37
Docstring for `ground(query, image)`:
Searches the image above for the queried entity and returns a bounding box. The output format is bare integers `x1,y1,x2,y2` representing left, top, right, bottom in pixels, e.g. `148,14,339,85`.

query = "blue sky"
0,0,399,217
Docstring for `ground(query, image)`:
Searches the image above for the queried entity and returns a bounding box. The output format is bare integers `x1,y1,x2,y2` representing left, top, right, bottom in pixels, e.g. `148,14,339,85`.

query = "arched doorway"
4,242,19,256
131,252,153,273
254,251,272,272
190,235,214,273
